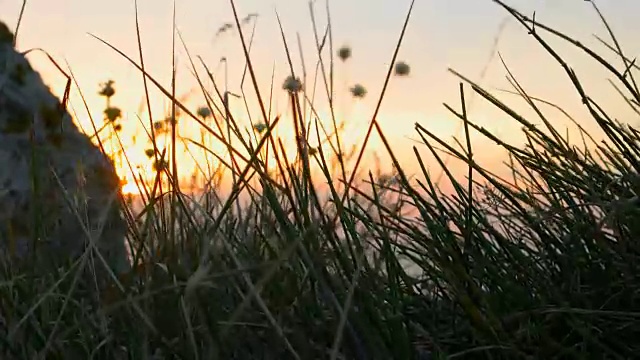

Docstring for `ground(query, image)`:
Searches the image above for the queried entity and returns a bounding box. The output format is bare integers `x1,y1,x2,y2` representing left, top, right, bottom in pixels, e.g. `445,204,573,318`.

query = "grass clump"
2,0,640,359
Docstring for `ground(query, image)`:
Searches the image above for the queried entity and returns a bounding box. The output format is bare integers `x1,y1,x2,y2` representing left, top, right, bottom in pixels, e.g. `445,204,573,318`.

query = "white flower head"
337,45,352,62
283,75,302,93
394,61,410,76
350,84,367,98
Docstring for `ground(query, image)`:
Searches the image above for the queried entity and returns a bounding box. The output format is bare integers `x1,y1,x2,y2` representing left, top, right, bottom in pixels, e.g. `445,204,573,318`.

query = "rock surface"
0,21,130,279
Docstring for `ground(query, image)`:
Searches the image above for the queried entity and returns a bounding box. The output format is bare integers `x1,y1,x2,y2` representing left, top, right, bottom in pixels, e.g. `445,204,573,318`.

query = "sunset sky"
1,0,639,194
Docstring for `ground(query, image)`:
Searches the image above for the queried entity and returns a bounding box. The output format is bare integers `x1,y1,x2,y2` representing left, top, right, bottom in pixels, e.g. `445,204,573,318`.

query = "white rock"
0,22,130,279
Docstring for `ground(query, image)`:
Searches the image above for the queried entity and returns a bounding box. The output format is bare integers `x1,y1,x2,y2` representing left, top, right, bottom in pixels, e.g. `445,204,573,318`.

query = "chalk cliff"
0,21,130,280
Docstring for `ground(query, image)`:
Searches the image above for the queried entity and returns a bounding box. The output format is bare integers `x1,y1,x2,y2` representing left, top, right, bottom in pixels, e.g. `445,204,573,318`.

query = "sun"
120,179,141,196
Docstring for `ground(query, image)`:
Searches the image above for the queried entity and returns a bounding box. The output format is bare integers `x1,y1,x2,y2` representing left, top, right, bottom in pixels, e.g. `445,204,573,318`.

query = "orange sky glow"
1,0,639,196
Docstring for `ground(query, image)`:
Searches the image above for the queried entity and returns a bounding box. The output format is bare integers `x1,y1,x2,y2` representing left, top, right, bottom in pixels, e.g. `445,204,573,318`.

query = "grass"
2,0,640,358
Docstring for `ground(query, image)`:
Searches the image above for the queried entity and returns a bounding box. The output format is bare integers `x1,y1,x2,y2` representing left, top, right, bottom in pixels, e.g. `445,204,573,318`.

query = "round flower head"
104,106,122,123
283,75,302,93
253,122,267,133
154,159,168,171
394,61,410,76
350,84,367,98
99,80,116,98
197,106,212,119
337,45,352,62
145,149,155,158
153,120,165,132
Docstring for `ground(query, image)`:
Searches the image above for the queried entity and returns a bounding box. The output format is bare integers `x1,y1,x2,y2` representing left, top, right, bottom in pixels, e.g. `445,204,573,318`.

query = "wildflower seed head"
216,23,234,36
99,80,116,98
153,121,165,132
337,45,352,61
145,149,155,158
197,106,212,119
153,159,168,171
253,122,267,133
104,106,122,123
242,13,259,24
283,75,302,93
350,84,367,98
394,61,410,76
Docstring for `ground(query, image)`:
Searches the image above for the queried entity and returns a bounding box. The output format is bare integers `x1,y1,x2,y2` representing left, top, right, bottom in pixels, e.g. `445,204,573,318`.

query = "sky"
1,0,639,194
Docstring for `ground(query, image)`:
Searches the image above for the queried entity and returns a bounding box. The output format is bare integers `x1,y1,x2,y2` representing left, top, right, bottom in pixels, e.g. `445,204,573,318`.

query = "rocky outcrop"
0,21,130,280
